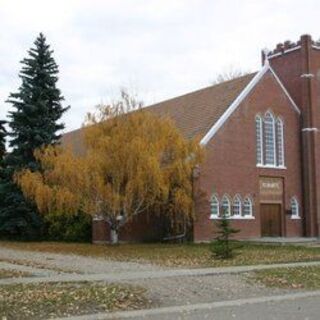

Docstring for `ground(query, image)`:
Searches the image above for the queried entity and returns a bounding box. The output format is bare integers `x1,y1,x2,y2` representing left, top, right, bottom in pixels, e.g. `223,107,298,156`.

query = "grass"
254,266,320,290
1,241,320,268
0,269,31,279
0,282,149,320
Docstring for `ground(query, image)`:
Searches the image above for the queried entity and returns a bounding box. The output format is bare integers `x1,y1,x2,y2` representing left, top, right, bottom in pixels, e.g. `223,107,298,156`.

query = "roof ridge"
145,72,257,110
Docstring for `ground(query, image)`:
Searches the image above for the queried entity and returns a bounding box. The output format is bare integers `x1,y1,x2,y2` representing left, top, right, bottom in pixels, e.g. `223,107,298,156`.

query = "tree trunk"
110,228,119,244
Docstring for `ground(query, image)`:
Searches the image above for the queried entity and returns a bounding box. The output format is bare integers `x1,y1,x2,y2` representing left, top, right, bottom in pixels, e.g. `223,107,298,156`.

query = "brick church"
63,34,320,242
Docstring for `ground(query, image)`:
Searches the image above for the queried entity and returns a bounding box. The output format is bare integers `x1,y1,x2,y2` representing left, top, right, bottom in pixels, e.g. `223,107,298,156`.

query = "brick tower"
262,35,320,237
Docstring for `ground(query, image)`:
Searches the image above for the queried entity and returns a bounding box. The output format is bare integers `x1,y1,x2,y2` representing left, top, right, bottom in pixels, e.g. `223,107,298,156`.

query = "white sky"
1,0,320,132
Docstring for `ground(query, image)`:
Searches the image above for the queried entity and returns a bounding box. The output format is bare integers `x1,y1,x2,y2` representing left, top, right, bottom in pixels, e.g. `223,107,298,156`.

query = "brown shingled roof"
61,72,256,152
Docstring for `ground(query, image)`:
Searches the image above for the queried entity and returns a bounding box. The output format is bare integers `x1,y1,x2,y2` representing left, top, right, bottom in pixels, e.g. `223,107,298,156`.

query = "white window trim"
272,114,277,165
256,164,287,169
232,195,242,218
210,195,219,219
256,111,286,170
221,195,231,217
290,197,301,220
243,197,254,218
210,215,255,220
256,116,264,166
276,118,285,167
210,195,255,220
264,111,277,166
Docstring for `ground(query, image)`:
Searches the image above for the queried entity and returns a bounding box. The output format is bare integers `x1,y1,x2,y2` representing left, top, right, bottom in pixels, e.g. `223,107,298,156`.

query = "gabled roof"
144,73,256,140
62,63,300,151
62,72,256,152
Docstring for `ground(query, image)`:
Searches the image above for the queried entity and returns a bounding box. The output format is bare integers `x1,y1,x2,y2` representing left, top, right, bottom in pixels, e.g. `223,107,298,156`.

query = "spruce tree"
0,120,6,161
0,33,69,238
210,211,240,259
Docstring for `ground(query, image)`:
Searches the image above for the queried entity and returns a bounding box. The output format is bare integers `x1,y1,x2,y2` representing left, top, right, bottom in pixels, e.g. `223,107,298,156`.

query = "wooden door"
260,204,281,237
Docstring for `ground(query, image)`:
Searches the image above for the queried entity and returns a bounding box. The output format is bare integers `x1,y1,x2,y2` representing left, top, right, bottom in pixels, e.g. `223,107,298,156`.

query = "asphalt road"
126,295,320,320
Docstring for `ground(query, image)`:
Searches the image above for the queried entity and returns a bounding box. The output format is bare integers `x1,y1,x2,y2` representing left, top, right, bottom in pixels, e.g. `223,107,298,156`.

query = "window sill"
210,215,255,220
290,216,301,220
256,164,287,170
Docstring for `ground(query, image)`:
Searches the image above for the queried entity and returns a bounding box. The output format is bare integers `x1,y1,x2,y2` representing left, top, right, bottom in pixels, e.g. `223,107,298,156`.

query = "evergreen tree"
210,211,240,259
0,33,69,239
0,120,6,161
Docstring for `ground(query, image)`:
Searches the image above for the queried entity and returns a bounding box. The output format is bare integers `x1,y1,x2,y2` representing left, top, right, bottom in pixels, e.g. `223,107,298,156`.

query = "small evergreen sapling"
210,211,240,259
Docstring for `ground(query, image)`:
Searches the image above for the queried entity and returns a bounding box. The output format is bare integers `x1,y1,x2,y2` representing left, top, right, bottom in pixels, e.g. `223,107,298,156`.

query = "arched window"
243,197,253,217
210,195,219,217
255,115,263,165
291,197,300,218
276,118,284,167
221,195,231,217
256,111,285,168
232,195,242,217
264,111,276,166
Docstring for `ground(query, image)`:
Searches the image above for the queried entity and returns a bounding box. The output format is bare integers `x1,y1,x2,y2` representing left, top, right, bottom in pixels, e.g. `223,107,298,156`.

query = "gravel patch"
124,273,292,307
0,247,165,274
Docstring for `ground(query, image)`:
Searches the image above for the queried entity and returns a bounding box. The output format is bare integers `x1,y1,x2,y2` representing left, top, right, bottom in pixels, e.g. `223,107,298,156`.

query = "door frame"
259,176,286,237
260,202,283,237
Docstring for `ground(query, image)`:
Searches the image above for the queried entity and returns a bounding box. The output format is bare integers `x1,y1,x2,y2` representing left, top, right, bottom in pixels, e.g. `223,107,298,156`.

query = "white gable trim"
200,64,269,145
200,62,300,146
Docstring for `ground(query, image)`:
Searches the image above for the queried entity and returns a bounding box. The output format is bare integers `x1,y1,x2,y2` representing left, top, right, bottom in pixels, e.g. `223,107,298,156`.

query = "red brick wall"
268,36,320,237
194,70,303,242
92,213,166,243
92,219,109,244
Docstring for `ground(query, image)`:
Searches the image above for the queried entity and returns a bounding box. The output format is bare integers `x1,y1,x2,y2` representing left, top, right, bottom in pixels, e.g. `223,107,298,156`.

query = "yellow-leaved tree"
16,90,203,243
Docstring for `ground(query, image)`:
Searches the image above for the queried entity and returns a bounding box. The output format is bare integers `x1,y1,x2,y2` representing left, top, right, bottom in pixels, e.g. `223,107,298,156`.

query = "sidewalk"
1,260,320,286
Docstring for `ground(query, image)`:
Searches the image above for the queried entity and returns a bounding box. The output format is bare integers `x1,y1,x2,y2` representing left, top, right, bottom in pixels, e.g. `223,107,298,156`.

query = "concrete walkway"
1,260,320,285
52,290,320,320
0,261,62,276
246,237,319,245
0,246,165,274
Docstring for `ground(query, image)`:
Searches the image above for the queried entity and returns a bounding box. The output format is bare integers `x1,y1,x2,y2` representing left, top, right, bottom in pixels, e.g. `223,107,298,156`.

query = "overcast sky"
1,0,320,132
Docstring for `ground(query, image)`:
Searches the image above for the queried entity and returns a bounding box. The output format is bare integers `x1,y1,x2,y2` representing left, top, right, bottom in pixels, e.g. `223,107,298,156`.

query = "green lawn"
0,282,149,320
1,241,320,268
254,266,320,290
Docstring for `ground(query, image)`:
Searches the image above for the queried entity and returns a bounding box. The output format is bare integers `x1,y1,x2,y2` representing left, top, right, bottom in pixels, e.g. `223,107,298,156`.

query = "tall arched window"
290,197,300,218
243,197,253,217
210,195,219,217
232,195,242,217
256,111,285,167
221,195,231,217
255,115,263,165
276,118,284,167
264,111,276,166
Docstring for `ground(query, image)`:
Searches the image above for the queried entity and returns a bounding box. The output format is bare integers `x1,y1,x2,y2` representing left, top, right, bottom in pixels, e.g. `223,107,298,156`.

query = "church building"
62,34,320,242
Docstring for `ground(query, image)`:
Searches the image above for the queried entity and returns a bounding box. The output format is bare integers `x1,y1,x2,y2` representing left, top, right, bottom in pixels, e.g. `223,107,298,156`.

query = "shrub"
44,212,92,242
